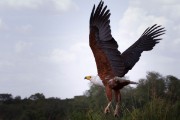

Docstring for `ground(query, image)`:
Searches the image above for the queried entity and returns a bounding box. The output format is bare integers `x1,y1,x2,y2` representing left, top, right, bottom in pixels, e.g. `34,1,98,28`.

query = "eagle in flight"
84,0,165,117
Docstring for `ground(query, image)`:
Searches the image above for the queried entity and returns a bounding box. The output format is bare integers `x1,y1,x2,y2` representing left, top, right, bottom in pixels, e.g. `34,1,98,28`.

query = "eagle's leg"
114,90,121,117
104,86,112,114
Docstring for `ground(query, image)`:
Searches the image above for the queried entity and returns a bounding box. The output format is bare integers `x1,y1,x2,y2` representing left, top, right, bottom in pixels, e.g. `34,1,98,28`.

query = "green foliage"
121,72,180,120
28,93,45,100
124,98,170,120
0,94,13,102
0,71,179,120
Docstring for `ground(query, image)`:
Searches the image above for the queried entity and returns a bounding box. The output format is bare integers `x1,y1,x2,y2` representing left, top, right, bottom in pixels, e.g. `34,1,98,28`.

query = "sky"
0,0,179,99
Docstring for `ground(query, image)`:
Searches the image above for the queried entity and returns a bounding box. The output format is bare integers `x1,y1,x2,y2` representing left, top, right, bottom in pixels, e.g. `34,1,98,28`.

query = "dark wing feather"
89,1,124,80
120,24,166,76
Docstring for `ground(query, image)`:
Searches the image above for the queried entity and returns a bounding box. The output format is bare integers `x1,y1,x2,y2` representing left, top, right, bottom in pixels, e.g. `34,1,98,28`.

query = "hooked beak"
84,76,91,80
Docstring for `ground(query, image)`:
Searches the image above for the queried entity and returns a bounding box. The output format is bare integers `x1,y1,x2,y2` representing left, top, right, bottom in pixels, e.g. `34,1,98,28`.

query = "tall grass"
121,97,179,120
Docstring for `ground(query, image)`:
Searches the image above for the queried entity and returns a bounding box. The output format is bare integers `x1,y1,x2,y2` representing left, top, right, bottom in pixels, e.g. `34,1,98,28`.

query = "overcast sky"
0,0,179,99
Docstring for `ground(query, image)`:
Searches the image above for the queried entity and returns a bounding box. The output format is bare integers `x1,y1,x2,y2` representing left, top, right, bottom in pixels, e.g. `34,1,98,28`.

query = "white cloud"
70,42,88,52
118,7,167,35
50,48,76,63
0,61,14,69
52,0,78,11
0,0,43,9
0,19,7,30
0,19,3,28
16,24,33,33
50,42,88,64
0,0,78,12
128,0,180,23
15,41,32,53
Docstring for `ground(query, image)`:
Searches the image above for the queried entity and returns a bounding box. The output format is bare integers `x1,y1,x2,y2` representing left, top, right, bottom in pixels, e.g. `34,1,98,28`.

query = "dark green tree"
28,93,45,100
0,94,13,101
166,75,180,101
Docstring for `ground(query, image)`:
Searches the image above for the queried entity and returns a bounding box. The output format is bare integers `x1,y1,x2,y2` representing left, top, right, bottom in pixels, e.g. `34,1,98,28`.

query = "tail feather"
129,81,138,84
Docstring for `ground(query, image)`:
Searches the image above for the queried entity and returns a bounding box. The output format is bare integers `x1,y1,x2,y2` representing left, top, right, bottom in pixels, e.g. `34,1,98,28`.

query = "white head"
84,75,104,87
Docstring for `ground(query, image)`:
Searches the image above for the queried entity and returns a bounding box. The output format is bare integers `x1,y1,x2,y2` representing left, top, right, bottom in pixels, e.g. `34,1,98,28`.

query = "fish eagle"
84,0,165,117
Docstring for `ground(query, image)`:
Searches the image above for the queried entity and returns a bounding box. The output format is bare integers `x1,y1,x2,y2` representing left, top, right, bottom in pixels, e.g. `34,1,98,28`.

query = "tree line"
0,71,179,120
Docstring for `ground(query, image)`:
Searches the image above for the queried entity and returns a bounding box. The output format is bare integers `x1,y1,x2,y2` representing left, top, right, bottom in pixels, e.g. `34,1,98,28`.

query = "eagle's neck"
91,76,104,87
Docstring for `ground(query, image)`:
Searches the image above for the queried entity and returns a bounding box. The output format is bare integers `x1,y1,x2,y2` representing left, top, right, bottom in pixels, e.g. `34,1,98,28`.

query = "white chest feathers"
90,76,104,87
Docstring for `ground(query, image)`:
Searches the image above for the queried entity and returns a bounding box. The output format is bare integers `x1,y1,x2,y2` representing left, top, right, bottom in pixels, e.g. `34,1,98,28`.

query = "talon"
114,113,119,117
104,107,110,114
114,110,119,117
114,104,120,117
104,101,111,114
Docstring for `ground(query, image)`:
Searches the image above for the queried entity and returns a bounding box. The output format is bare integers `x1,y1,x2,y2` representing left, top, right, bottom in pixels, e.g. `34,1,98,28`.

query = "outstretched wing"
89,1,124,81
121,24,166,76
89,1,165,79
